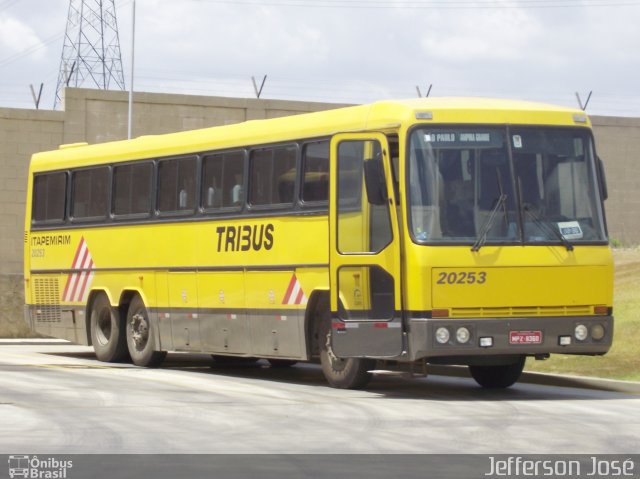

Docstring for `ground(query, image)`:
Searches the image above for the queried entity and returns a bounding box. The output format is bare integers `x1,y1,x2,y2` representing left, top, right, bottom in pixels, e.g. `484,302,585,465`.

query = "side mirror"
597,156,608,201
363,157,388,206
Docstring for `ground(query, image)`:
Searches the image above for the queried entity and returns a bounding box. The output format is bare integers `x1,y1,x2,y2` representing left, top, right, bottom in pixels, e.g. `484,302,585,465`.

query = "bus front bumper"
407,315,613,361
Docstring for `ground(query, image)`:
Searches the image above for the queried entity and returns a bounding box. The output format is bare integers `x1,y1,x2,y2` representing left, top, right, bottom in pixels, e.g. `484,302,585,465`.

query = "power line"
0,0,131,69
0,32,64,69
0,0,20,12
188,0,640,8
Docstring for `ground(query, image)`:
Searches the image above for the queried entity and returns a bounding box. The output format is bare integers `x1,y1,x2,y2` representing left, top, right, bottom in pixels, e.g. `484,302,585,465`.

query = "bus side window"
301,140,329,204
113,162,153,216
388,135,400,202
202,151,245,210
157,157,197,214
71,166,109,221
32,172,67,224
249,145,297,207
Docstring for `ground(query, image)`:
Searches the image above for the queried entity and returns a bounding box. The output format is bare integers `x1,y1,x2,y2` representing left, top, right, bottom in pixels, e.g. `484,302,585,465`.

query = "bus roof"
30,97,589,171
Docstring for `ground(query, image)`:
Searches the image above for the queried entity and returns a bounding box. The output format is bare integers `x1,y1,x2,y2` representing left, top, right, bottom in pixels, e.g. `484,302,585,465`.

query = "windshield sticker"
460,133,491,142
513,135,523,149
557,221,583,240
423,130,504,148
425,133,456,143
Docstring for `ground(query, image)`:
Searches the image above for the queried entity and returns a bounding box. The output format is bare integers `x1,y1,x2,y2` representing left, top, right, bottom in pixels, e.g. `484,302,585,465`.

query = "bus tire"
469,356,526,389
319,312,374,389
125,295,166,368
90,293,129,363
267,359,298,368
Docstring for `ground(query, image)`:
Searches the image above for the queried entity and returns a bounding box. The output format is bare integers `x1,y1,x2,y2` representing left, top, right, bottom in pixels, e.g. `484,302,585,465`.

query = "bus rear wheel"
90,293,129,362
125,295,166,368
469,356,526,389
319,314,374,389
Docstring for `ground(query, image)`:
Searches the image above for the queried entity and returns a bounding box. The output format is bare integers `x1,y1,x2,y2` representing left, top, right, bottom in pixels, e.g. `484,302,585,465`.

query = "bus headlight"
574,324,588,341
456,327,470,344
435,327,450,344
591,324,605,341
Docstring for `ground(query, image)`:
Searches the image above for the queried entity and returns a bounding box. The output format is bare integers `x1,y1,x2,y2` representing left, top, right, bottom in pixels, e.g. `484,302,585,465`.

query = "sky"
1,0,639,116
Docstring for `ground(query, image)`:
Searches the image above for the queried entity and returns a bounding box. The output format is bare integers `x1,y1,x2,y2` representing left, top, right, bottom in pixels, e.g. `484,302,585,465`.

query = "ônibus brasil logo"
7,455,73,479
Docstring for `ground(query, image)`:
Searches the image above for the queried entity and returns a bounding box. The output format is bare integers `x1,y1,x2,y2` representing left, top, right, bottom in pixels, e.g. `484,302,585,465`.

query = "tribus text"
216,224,274,252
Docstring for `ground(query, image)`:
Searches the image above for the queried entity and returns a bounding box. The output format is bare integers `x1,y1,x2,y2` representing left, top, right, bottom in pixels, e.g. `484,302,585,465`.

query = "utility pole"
416,84,433,98
54,0,126,109
575,91,593,111
252,75,268,99
128,0,136,139
30,83,44,109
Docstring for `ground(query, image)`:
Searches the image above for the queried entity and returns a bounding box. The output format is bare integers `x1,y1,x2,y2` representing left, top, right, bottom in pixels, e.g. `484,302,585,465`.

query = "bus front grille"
450,305,593,318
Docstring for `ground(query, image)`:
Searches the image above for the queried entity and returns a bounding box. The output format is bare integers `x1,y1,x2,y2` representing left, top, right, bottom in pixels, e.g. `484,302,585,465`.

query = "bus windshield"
408,126,607,246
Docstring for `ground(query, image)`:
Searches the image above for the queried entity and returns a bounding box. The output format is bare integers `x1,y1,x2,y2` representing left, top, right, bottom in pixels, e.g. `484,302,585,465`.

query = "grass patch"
526,247,640,381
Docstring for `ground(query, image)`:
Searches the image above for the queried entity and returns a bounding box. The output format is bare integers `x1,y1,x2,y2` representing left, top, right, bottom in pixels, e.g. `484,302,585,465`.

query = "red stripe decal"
76,259,94,301
62,238,85,301
62,274,74,302
294,288,304,305
71,237,84,268
282,274,297,304
68,247,89,301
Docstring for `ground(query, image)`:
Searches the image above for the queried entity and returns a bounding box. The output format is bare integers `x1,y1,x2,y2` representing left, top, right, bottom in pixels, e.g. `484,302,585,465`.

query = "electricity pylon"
54,0,126,109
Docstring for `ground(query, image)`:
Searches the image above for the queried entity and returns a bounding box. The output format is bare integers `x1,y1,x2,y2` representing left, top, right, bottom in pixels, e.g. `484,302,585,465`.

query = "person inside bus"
205,178,222,208
178,175,195,210
440,150,474,237
232,173,243,205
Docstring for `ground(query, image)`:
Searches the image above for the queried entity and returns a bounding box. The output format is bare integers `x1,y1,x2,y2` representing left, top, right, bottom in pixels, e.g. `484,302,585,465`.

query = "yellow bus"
24,98,613,389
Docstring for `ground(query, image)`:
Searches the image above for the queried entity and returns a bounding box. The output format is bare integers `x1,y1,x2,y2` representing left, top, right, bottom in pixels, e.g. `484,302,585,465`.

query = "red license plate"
509,330,543,345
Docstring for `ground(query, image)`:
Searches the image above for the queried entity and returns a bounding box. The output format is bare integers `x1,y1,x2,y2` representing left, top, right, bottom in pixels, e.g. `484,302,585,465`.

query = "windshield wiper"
471,194,507,252
522,205,574,251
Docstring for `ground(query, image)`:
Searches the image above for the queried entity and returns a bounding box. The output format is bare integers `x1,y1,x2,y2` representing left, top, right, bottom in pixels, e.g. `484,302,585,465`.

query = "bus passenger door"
329,133,403,358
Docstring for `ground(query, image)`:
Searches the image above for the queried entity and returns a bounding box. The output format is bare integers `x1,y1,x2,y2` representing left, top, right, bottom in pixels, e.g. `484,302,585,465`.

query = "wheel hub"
325,330,347,371
130,312,149,350
96,310,112,345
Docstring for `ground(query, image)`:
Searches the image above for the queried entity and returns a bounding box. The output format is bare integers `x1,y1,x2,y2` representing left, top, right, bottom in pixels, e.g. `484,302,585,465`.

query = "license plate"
509,330,543,345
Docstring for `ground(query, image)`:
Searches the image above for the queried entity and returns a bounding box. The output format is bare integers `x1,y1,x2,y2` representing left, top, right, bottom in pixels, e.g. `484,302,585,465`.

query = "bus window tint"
202,151,245,209
336,141,364,207
301,141,329,203
158,157,197,213
32,172,66,223
113,162,153,216
71,167,109,220
511,128,606,242
249,145,297,206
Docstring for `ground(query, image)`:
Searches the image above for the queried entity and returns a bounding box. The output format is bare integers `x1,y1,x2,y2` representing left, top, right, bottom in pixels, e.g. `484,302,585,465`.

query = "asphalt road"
1,341,639,455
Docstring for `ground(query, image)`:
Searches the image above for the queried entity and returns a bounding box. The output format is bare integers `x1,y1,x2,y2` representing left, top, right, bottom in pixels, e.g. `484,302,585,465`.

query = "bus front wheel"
125,295,166,368
468,356,526,389
90,293,129,363
319,313,374,389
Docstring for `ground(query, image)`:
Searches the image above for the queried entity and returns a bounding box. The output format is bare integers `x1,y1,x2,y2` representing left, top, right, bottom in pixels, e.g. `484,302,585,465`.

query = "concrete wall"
0,88,347,337
0,108,64,336
591,116,640,246
1,88,639,336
